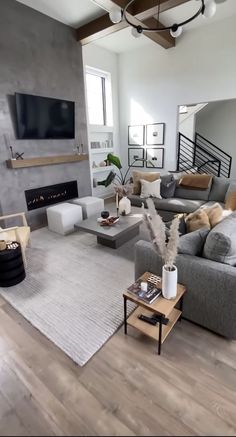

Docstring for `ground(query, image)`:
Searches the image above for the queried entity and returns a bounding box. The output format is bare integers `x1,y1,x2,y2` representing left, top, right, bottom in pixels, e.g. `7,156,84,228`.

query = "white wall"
118,15,236,174
82,44,120,197
196,99,236,177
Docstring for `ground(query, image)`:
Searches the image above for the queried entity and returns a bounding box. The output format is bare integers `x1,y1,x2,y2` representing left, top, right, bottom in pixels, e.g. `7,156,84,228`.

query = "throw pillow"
203,203,223,228
179,174,212,190
225,192,236,211
160,174,176,199
185,210,210,233
225,183,236,211
203,212,236,266
140,179,162,199
133,171,160,195
178,227,210,256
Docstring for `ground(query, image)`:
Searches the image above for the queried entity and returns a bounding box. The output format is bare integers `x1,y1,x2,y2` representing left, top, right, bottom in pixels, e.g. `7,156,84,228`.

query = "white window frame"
86,66,113,127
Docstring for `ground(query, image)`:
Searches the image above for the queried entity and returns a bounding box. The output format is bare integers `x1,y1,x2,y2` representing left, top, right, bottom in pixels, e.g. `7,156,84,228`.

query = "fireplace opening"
25,181,78,211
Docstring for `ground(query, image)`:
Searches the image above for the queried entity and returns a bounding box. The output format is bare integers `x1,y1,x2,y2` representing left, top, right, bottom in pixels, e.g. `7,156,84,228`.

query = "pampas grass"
143,199,180,271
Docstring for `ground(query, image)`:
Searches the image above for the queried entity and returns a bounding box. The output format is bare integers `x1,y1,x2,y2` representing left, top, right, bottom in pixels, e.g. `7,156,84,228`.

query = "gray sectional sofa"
133,174,236,338
135,238,236,339
129,175,234,221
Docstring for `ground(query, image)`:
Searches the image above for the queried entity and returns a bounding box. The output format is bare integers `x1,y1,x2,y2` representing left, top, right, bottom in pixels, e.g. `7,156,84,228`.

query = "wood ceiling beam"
77,0,190,47
142,17,175,49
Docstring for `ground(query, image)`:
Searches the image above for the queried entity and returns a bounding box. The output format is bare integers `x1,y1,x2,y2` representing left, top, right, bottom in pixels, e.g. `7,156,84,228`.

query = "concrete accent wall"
0,0,91,228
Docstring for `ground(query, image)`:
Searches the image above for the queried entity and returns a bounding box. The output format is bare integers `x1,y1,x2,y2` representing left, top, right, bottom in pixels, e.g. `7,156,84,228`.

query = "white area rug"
0,212,148,366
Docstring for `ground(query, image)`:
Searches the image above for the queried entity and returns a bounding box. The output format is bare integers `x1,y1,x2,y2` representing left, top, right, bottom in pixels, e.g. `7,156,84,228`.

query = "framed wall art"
128,147,145,167
128,125,145,146
146,148,164,169
146,123,165,145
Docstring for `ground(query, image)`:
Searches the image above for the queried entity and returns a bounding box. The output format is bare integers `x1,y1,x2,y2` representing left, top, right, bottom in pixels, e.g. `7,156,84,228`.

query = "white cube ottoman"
47,203,83,235
70,196,104,219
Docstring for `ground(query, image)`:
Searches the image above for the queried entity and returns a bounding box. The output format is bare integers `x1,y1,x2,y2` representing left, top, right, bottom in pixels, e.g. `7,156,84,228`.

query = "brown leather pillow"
132,171,160,195
179,174,212,190
185,210,210,233
204,203,223,228
225,192,236,211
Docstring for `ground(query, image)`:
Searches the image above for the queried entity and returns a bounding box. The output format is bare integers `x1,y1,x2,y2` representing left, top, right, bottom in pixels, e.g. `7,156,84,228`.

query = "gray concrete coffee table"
75,213,143,249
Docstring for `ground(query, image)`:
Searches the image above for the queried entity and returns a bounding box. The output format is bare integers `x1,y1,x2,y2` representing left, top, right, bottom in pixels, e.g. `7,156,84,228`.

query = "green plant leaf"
97,171,116,187
107,153,122,170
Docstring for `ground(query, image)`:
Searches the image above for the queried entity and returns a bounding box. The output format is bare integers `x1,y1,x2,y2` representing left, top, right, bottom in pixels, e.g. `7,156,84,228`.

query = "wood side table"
123,272,186,355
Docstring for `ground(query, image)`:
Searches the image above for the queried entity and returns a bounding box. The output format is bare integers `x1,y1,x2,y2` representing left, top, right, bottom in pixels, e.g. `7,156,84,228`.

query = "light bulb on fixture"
131,26,143,38
170,24,183,38
203,0,217,19
109,7,122,24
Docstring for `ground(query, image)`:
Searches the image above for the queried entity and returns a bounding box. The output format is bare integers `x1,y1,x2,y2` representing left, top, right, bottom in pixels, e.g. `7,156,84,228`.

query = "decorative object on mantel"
15,151,24,160
109,0,217,38
143,198,180,300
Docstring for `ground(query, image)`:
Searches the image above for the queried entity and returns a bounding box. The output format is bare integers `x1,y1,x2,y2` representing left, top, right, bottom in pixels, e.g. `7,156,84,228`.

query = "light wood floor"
0,294,236,436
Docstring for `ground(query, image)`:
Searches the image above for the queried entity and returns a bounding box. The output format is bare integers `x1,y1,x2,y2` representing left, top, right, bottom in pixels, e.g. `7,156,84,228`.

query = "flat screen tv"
15,93,75,139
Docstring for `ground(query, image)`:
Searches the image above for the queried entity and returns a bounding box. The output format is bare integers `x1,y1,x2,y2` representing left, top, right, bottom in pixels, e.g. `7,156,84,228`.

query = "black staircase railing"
177,132,232,178
195,133,232,178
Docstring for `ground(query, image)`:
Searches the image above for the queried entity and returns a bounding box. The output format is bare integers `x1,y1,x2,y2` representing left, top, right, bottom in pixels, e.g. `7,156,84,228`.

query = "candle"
116,192,119,209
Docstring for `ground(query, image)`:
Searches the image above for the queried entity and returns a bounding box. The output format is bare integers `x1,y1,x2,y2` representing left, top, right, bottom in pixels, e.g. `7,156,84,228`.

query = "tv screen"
15,93,75,139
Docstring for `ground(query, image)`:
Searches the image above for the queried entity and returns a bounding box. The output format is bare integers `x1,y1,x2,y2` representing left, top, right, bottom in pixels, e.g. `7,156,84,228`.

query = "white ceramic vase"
118,196,131,216
162,265,178,300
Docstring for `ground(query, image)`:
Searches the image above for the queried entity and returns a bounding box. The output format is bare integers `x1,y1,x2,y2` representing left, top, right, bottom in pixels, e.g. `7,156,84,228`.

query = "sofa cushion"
152,198,205,213
174,185,211,201
203,212,236,266
178,228,210,256
209,176,230,202
132,171,160,195
185,210,210,233
179,174,212,190
160,174,176,198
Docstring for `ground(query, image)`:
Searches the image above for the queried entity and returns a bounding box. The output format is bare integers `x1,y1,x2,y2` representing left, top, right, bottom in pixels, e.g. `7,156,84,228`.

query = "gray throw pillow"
203,212,236,266
209,176,230,202
160,175,176,198
178,227,210,256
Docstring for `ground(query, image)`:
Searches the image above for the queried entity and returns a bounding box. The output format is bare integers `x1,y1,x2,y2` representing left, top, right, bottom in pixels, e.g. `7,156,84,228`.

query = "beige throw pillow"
140,179,162,199
179,174,212,190
132,171,160,195
185,210,211,233
225,192,236,211
203,203,223,228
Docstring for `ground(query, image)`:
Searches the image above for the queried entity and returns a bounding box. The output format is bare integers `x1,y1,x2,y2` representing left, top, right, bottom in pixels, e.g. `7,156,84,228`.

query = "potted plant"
143,198,180,299
94,153,155,215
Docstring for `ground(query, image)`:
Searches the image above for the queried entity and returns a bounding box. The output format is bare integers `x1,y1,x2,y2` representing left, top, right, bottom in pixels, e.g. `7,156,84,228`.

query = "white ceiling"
16,0,236,53
96,0,236,53
16,0,105,28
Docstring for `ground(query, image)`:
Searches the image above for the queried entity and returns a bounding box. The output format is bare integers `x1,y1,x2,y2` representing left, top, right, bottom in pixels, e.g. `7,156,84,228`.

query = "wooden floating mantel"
6,154,89,169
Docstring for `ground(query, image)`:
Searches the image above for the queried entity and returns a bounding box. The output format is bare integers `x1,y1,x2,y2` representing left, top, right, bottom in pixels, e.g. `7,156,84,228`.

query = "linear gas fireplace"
25,181,78,211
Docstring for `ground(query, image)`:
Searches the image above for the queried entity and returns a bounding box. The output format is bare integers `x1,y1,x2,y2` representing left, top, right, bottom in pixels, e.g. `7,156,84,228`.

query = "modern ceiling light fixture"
109,0,217,38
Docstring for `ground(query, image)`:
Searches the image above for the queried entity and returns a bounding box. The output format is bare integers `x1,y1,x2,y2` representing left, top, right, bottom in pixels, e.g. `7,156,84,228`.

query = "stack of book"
127,279,162,304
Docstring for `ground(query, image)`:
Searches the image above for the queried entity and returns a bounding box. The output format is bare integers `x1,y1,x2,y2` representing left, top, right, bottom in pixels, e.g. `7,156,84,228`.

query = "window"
86,67,113,126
